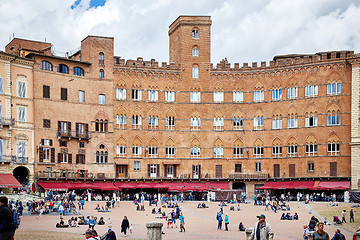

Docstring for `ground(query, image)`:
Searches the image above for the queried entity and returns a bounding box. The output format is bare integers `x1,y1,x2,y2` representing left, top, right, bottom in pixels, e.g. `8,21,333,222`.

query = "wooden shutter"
147,164,150,178
125,166,128,178
289,164,295,178
164,165,167,177
58,121,61,132
173,165,177,178
58,153,62,163
76,154,79,164
330,162,337,176
82,155,85,164
49,139,53,146
41,139,44,145
39,147,44,162
156,164,160,177
68,154,72,164
85,124,89,135
51,148,55,163
67,122,71,133
192,165,195,178
274,164,280,178
199,165,201,179
216,165,222,178
76,123,79,135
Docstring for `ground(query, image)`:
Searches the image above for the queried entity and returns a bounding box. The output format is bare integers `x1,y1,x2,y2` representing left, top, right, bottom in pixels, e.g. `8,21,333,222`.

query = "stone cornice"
347,57,360,65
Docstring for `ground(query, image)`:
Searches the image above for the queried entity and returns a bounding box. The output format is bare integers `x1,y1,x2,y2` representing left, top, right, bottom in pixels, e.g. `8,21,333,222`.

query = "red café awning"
256,181,295,190
67,182,94,190
312,181,350,190
115,182,137,189
91,182,120,191
0,174,21,188
38,182,69,191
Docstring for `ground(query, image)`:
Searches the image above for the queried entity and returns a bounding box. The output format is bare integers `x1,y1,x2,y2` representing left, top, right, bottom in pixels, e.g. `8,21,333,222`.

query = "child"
129,224,133,233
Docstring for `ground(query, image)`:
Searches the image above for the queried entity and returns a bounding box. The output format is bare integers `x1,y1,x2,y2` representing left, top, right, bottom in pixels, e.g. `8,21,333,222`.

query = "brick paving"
17,201,354,239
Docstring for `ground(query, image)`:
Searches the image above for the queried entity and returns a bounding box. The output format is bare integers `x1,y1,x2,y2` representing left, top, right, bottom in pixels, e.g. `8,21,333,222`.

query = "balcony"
0,155,28,164
0,118,15,127
36,171,115,180
229,173,269,180
57,130,91,140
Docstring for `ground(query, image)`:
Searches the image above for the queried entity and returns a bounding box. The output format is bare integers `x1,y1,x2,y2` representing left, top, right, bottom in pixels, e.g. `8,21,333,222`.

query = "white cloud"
0,0,359,65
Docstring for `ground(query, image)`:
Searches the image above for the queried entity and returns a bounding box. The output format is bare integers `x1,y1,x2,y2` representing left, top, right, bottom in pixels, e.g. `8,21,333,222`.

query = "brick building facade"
2,15,360,195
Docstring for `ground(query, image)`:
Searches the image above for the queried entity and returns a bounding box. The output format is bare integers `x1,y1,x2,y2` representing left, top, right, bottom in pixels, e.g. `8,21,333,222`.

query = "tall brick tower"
169,16,211,81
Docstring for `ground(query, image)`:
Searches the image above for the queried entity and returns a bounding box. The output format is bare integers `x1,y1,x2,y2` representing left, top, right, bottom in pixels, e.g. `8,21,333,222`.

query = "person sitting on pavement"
239,222,246,231
294,213,299,220
98,217,105,225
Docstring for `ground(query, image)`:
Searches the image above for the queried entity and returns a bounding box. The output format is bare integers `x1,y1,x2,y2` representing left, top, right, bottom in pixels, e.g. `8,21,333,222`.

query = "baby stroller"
333,216,342,225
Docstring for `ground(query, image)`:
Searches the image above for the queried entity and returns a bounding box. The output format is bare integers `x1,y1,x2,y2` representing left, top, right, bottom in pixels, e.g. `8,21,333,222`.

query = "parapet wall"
211,51,354,72
114,56,180,71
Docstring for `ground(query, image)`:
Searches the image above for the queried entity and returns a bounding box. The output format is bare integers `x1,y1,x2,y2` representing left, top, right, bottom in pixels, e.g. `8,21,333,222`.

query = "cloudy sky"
0,0,359,65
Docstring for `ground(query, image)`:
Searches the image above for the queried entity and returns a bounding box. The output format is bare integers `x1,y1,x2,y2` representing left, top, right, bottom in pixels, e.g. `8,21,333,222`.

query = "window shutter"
192,165,195,178
49,139,53,146
199,165,201,178
76,123,79,134
125,166,128,177
58,121,61,131
83,155,86,164
164,165,168,177
67,122,71,133
39,147,44,162
68,154,72,164
173,165,177,178
147,164,150,178
58,153,62,163
76,154,79,164
0,77,3,94
51,148,55,163
41,139,45,146
156,164,160,177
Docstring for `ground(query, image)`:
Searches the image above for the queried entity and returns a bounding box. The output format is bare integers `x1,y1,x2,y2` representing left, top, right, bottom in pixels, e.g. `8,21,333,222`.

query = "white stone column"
146,221,163,240
351,63,360,190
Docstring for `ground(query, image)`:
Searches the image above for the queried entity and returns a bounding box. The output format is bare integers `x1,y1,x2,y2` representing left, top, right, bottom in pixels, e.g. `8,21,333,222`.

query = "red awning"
67,182,94,190
152,183,169,189
256,181,295,190
91,182,119,191
289,181,315,189
115,182,137,189
0,174,21,188
136,183,153,189
312,181,350,190
38,182,69,191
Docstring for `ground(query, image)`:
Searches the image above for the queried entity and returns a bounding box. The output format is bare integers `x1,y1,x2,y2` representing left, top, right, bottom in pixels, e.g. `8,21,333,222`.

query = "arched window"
192,65,199,79
287,137,298,157
192,47,199,57
190,113,201,130
116,114,127,128
213,139,224,158
57,64,69,74
132,137,142,157
95,119,108,132
148,115,159,129
192,28,199,39
40,61,53,71
73,67,84,76
327,110,341,125
253,115,264,129
99,69,104,79
96,144,108,164
213,116,224,130
165,138,175,157
233,139,243,158
132,115,142,129
99,52,104,65
233,116,243,129
116,137,126,157
305,136,318,156
253,139,264,158
190,139,200,158
272,138,282,157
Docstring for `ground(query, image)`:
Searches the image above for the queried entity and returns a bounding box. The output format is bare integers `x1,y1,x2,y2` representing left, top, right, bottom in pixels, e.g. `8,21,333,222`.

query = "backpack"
339,233,346,240
10,210,21,230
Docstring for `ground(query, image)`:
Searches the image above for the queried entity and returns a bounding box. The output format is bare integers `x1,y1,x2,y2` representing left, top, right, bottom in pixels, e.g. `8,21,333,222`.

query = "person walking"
312,222,329,240
224,213,229,231
121,216,130,237
303,224,310,240
249,214,274,240
0,196,16,240
179,213,185,232
217,211,223,230
341,210,346,223
350,209,354,223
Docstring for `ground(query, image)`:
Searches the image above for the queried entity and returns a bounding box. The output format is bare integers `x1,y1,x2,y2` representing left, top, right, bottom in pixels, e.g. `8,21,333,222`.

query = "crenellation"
242,63,249,68
252,62,257,68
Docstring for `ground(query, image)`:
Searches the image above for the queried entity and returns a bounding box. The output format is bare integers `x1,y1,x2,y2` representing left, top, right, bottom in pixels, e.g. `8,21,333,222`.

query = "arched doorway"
13,166,29,186
233,182,246,191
